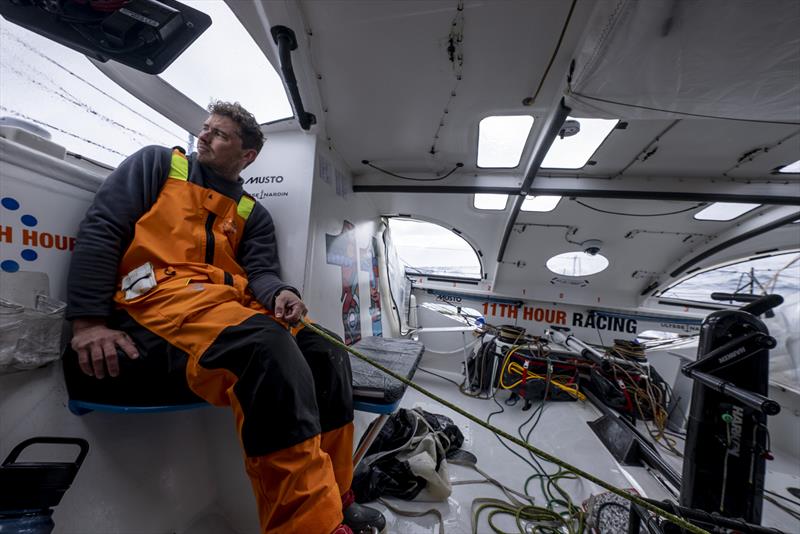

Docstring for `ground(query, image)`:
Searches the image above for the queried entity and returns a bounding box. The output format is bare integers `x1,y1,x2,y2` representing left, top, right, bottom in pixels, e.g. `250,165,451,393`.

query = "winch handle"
711,292,783,318
687,370,781,416
739,294,783,317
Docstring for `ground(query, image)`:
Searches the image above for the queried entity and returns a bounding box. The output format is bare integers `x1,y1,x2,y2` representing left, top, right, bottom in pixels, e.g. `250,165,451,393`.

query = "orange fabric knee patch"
320,423,355,496
245,435,343,534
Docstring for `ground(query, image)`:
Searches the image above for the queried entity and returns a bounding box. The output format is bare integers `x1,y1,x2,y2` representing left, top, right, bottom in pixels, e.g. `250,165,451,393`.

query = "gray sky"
0,1,290,166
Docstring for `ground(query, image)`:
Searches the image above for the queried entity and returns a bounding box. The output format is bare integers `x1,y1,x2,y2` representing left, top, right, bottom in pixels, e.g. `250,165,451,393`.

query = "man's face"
196,114,256,179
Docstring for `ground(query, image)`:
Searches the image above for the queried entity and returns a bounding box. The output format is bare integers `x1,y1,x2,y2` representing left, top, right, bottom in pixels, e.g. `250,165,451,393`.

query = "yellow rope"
300,319,709,534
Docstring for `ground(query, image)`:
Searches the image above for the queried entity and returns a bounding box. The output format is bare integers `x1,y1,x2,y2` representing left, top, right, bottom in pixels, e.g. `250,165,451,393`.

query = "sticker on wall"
335,168,349,198
319,155,332,185
360,237,382,337
326,220,362,344
243,175,289,200
1,196,76,273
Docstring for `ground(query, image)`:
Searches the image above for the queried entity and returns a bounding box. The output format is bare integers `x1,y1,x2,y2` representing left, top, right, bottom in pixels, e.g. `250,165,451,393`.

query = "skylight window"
546,252,609,277
159,1,292,123
477,115,534,168
541,117,618,169
521,195,561,212
474,194,508,210
778,160,800,173
694,202,761,221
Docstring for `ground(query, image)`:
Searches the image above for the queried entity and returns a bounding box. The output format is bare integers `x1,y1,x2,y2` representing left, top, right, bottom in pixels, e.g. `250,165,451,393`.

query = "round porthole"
546,252,609,277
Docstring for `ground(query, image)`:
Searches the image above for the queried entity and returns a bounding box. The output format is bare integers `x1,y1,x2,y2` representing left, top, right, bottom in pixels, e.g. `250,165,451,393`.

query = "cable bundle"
499,343,585,402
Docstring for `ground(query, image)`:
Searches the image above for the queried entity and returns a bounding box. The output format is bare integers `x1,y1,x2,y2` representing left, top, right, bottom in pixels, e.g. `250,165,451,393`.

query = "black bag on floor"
352,408,464,502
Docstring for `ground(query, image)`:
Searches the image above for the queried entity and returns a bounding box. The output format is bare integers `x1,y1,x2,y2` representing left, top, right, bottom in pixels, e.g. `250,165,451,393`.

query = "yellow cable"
499,348,585,401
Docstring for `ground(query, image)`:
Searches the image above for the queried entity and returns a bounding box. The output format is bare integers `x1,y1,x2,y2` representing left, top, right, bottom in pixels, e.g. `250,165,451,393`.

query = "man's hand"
274,289,308,324
71,318,139,379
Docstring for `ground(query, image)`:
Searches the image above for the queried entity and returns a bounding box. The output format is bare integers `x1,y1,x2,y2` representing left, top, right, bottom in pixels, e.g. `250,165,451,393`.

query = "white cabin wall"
0,142,221,533
242,129,317,293
302,145,391,342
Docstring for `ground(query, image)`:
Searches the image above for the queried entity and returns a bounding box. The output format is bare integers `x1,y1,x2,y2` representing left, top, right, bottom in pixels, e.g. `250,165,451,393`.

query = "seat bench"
65,336,425,462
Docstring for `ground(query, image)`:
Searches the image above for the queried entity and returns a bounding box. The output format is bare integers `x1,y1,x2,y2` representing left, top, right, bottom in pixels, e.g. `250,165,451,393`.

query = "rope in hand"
299,319,709,534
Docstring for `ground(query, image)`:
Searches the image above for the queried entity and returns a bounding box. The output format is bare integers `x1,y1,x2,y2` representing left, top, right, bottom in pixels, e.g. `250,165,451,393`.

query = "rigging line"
573,198,705,217
362,160,464,181
526,0,578,106
1,60,174,146
0,106,125,157
300,319,709,534
1,29,186,142
566,90,800,126
765,254,800,293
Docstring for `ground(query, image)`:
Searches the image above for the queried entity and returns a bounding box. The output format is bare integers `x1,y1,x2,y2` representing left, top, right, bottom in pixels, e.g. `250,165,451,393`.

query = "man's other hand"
71,318,139,379
274,290,308,324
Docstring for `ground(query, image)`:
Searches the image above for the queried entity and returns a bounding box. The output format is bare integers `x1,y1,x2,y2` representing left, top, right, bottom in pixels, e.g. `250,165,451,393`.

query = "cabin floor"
356,368,800,534
3,361,797,533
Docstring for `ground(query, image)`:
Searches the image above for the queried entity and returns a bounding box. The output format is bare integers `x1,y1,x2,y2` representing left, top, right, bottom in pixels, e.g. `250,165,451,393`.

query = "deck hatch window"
473,194,508,210
546,251,609,277
159,1,292,124
694,202,760,221
541,117,618,169
778,159,800,173
387,218,481,280
521,195,561,212
477,115,534,168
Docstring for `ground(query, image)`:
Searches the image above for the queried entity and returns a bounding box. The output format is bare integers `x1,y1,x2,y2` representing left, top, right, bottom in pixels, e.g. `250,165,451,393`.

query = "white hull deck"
357,368,800,534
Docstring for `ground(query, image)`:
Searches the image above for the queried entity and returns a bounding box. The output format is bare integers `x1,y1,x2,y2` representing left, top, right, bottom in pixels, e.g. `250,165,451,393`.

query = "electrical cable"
764,489,800,508
361,160,464,182
567,90,800,126
574,198,706,217
418,366,464,388
763,495,800,521
526,0,578,106
300,320,709,533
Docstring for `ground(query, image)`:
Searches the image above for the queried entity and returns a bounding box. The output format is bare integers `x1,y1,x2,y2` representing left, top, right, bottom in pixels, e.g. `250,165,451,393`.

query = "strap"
168,148,189,181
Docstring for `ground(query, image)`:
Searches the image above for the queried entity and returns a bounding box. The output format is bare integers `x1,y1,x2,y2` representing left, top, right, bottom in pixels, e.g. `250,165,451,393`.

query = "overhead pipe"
271,25,316,131
496,99,571,262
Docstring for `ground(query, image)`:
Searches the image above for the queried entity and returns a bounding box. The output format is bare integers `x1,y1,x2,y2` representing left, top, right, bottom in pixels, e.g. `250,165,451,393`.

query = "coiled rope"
300,319,709,534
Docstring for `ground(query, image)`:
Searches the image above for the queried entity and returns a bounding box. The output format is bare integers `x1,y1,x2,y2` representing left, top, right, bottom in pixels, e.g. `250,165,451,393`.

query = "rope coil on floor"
300,319,709,534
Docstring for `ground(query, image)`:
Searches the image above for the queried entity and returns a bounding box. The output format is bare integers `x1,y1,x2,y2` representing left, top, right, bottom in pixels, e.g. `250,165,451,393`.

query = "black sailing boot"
341,489,387,534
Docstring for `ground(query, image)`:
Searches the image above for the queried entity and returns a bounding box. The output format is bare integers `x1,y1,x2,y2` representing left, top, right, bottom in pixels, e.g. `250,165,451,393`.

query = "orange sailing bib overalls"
114,149,353,534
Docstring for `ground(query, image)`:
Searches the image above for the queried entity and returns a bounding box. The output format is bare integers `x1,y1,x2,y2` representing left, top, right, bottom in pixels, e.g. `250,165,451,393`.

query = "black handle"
3,437,89,469
689,370,781,416
740,294,784,317
270,25,316,131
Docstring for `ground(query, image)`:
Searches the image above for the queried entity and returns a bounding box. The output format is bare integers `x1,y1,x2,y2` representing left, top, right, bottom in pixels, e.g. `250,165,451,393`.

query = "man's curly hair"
207,100,265,153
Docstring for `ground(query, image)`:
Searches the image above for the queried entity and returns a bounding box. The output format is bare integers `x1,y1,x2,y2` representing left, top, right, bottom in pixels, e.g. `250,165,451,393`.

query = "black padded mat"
350,337,425,404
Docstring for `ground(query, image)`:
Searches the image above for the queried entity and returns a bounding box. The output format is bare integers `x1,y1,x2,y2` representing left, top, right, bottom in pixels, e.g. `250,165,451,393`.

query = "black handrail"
270,25,316,131
496,99,571,262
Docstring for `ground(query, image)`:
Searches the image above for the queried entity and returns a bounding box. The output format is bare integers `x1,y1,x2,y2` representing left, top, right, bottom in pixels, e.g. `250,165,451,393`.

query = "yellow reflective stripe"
237,195,255,220
168,150,189,181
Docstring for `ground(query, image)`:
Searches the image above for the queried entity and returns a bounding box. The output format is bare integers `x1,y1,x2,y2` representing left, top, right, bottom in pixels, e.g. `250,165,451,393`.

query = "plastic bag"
0,295,65,373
